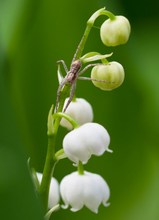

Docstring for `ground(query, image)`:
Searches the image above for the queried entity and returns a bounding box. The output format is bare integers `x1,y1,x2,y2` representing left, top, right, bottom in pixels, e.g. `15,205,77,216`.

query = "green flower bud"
91,62,125,91
100,16,131,46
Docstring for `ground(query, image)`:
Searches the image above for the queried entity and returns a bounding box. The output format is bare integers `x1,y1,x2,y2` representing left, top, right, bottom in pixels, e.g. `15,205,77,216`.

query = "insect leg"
56,77,68,111
78,76,115,84
79,63,101,75
57,60,69,73
63,82,76,112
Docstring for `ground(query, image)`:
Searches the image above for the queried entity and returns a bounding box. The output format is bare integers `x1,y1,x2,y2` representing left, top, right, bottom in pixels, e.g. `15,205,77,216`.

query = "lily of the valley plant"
29,7,131,219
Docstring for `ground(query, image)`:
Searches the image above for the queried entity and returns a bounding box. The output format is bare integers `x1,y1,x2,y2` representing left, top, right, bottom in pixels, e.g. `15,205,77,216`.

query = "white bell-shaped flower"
60,98,93,130
36,173,60,208
60,171,110,213
63,122,112,164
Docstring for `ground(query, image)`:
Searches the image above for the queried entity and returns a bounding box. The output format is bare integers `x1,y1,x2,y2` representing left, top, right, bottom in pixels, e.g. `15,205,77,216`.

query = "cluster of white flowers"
60,98,112,213
33,8,130,217
36,98,112,213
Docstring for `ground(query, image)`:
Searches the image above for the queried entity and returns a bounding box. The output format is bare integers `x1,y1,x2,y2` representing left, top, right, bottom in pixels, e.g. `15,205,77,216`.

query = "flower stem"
53,112,79,129
53,85,70,134
39,135,56,212
100,10,116,20
73,23,92,62
72,7,115,62
78,161,84,175
39,85,70,212
39,7,114,214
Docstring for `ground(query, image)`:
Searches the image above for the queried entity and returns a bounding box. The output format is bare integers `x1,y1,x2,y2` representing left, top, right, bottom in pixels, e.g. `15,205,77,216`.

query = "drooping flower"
60,98,93,130
91,62,125,90
36,173,60,208
63,122,112,164
60,171,110,213
100,15,131,46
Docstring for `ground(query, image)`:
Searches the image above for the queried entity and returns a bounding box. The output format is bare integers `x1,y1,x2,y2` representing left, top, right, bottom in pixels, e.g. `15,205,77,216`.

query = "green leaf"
80,52,113,63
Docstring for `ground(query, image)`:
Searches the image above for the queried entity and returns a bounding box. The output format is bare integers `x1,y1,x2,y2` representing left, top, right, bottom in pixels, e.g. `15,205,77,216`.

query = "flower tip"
73,162,78,167
61,204,69,209
70,207,81,212
93,209,98,214
103,202,110,207
107,148,113,153
87,206,99,213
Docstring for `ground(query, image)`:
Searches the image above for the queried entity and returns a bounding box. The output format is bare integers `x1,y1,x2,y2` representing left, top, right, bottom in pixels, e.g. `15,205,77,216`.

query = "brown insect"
56,59,108,112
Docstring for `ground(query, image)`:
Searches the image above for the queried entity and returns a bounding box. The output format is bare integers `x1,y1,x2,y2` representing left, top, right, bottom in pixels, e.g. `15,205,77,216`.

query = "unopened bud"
100,16,131,47
91,62,125,91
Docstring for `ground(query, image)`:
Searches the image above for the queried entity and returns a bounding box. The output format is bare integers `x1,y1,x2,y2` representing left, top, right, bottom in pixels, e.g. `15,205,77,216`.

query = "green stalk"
39,85,70,212
39,7,115,213
73,7,115,62
100,10,116,20
53,112,79,129
39,135,56,212
73,23,92,61
78,161,84,175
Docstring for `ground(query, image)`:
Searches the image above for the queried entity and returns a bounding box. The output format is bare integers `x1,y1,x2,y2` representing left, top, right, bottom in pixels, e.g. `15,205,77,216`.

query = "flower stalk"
39,85,70,212
78,161,84,175
53,112,79,129
35,7,131,216
39,134,56,211
73,7,115,62
39,8,110,211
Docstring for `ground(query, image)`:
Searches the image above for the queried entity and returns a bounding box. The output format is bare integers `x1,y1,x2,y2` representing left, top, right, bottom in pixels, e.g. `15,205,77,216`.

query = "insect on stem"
55,60,82,112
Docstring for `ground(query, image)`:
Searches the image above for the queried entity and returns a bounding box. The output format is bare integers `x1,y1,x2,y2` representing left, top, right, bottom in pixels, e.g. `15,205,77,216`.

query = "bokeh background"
0,0,159,219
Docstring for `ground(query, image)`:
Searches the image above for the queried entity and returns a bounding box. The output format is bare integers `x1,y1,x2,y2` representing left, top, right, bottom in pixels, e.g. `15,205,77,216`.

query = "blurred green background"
0,0,159,219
